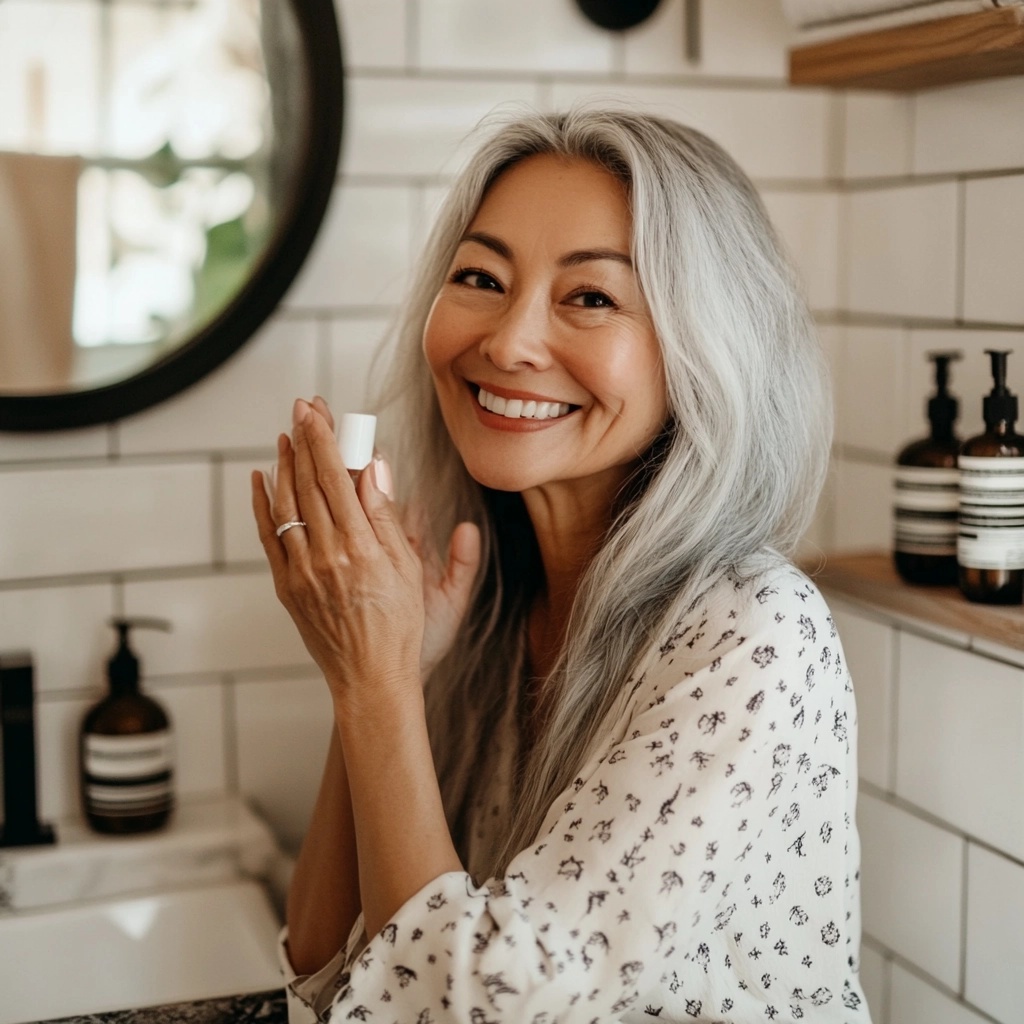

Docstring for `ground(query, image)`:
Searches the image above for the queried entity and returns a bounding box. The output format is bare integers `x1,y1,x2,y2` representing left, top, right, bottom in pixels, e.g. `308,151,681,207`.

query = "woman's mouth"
475,385,576,421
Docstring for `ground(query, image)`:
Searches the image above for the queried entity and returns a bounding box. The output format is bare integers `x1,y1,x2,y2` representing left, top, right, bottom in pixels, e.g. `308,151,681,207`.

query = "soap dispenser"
80,618,174,834
893,351,962,585
957,350,1024,605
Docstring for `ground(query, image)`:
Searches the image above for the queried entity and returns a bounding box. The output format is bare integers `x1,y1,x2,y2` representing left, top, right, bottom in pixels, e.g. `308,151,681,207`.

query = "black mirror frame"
0,0,344,432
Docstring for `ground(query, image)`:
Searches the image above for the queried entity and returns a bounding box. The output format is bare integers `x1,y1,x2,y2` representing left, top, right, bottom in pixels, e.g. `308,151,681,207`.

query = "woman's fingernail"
372,456,394,499
293,398,309,425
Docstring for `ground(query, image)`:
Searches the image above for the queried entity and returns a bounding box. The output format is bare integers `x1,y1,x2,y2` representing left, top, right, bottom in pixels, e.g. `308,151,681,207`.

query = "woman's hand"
251,398,480,701
408,509,481,679
252,399,424,710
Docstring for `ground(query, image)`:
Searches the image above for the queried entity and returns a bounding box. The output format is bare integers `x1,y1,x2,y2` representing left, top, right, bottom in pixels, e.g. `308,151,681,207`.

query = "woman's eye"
569,290,615,309
451,268,502,291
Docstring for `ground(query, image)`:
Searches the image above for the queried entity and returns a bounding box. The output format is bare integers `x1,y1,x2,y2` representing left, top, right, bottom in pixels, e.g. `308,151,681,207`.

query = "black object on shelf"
0,652,57,848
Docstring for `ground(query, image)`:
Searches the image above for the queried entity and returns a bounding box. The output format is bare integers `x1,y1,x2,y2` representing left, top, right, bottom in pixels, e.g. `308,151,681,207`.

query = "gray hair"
371,106,831,875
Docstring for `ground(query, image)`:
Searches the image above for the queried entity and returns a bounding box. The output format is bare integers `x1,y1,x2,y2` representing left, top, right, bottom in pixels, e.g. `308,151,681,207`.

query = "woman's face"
423,153,668,501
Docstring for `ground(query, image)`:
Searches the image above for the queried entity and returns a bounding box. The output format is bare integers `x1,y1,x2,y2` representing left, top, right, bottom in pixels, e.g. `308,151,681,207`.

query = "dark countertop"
41,989,287,1024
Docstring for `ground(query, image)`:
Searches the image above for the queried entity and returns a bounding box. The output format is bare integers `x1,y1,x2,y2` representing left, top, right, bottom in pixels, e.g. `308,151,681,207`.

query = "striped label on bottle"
83,730,173,816
893,466,960,556
958,455,1024,570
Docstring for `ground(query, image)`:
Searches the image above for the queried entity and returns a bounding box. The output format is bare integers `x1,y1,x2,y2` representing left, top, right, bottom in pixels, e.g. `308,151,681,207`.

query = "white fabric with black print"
280,562,871,1023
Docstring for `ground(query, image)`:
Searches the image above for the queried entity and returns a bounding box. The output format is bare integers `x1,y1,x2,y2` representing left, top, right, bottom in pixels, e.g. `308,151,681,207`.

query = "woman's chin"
462,458,548,494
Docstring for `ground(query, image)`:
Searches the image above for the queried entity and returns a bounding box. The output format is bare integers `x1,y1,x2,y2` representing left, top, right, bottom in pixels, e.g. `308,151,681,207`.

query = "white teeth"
476,387,572,421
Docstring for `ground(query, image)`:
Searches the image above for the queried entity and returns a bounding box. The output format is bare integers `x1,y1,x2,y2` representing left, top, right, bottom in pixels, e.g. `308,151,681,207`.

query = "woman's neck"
521,471,624,679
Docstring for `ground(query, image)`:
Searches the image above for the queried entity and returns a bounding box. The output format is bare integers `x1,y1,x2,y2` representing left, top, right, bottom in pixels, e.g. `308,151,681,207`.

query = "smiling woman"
254,107,870,1023
424,154,667,500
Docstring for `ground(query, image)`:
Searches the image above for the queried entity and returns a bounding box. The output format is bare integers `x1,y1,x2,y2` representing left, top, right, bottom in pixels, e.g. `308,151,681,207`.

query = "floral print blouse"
279,563,871,1023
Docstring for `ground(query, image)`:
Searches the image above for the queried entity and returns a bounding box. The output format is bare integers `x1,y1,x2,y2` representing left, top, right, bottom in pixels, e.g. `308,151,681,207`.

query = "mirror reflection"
0,0,308,396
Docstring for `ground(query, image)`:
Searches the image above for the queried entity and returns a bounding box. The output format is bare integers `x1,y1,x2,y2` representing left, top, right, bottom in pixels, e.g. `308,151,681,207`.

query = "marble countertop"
41,988,287,1024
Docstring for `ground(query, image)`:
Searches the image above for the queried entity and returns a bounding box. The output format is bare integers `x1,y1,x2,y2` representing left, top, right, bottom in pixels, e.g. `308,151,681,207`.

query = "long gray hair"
372,106,831,875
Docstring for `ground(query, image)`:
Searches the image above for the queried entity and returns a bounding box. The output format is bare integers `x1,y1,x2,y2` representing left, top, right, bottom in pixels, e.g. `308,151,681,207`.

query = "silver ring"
275,520,307,538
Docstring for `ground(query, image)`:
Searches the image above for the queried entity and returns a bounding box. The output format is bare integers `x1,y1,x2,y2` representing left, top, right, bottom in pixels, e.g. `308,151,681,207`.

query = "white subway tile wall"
284,184,414,309
345,78,544,179
0,462,213,579
831,603,893,791
836,326,908,455
122,573,311,676
896,633,1024,862
963,174,1024,325
889,964,988,1024
0,425,110,464
0,583,114,694
842,92,913,180
913,76,1024,176
858,943,888,1024
116,319,320,456
621,0,794,80
335,0,408,69
832,603,1024,1024
965,844,1024,1022
551,81,833,181
233,676,334,854
4,4,1024,1015
760,189,841,311
844,183,959,320
858,792,964,988
417,0,613,74
833,458,892,553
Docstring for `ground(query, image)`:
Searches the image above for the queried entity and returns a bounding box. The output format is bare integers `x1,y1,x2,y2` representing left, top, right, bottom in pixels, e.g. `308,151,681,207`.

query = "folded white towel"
783,0,1019,29
0,151,81,393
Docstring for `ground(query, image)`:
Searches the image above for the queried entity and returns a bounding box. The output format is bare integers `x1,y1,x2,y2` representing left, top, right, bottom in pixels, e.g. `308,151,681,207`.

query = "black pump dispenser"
109,619,140,693
927,352,960,438
982,349,1018,429
957,349,1024,604
80,617,175,833
893,351,962,585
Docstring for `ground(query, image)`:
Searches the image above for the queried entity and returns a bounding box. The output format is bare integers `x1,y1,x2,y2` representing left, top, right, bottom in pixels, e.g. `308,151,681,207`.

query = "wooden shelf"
789,7,1024,90
806,550,1023,651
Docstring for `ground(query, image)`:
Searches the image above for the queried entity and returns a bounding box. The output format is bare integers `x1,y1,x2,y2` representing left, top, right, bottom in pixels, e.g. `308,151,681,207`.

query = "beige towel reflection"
0,151,82,394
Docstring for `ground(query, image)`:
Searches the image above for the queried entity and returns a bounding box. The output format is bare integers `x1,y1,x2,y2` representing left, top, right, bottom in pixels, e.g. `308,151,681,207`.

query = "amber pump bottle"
893,352,962,585
80,618,174,833
957,350,1024,605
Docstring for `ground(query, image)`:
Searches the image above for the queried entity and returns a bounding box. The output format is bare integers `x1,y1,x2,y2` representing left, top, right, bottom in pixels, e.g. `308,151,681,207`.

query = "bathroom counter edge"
36,988,288,1024
804,550,1023,653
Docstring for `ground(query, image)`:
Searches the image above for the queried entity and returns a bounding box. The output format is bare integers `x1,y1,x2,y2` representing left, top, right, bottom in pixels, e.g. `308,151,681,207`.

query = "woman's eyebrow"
558,248,632,269
458,232,632,270
458,231,512,259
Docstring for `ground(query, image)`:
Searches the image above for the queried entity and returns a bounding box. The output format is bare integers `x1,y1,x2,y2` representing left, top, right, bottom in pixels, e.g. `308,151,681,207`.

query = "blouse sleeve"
314,569,855,1022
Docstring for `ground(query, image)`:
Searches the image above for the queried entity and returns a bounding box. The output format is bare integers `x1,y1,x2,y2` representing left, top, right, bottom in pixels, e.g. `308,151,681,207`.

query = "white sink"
0,879,283,1024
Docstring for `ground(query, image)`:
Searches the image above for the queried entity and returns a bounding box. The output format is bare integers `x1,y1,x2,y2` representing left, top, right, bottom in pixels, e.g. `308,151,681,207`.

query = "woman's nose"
477,299,553,371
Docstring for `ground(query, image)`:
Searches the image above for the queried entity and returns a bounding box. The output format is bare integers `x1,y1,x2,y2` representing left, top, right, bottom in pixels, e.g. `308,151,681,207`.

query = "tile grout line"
887,626,899,796
955,178,967,323
959,839,969,998
222,674,240,797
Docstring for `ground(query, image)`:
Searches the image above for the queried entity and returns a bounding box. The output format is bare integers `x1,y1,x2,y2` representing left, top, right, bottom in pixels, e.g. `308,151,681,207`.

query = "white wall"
831,82,1024,552
833,601,1024,1024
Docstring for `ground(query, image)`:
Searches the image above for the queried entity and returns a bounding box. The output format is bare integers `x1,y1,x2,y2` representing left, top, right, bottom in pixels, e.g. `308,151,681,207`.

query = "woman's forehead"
466,153,633,251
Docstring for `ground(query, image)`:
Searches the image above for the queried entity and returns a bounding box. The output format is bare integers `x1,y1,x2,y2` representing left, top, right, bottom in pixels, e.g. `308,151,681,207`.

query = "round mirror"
0,0,343,431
